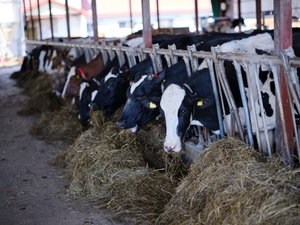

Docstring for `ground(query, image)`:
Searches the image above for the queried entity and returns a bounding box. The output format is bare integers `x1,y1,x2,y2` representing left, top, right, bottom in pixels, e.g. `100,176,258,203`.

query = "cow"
117,59,189,133
61,51,106,101
88,66,131,116
159,32,277,153
78,55,122,121
116,31,271,134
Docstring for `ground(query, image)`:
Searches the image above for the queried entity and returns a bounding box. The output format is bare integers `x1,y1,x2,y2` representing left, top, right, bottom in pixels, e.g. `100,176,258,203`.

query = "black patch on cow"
260,91,273,117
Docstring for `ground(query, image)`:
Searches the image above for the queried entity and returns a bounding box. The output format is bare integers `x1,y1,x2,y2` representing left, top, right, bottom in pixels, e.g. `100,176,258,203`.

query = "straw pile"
156,137,300,225
29,102,86,144
17,90,65,115
62,110,188,224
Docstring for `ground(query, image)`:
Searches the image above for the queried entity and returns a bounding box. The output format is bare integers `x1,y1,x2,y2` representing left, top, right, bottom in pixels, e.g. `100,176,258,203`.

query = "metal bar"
256,0,262,30
29,0,34,39
48,0,54,40
37,0,42,40
22,0,29,39
233,61,254,147
65,0,71,41
194,0,199,35
91,0,99,42
156,0,160,32
141,0,152,48
206,58,224,139
237,0,241,32
129,0,133,34
274,0,294,167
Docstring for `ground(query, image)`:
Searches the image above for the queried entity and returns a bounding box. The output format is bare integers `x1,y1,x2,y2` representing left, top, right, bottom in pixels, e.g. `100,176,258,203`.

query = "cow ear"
190,96,214,109
111,67,119,75
140,96,161,109
145,66,153,74
148,68,166,84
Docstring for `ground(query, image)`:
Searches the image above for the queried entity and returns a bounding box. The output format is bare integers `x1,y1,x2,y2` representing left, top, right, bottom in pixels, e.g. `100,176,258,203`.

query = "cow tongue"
129,125,138,133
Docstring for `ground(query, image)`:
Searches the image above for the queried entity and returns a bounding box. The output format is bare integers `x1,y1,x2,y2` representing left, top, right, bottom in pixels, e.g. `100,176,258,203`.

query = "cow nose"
117,121,125,129
89,103,98,110
164,144,177,153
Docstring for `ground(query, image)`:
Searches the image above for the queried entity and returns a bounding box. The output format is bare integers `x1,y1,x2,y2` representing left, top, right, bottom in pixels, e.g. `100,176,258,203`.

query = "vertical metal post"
256,0,262,30
22,0,29,39
65,0,71,41
37,0,42,40
274,0,294,167
141,0,152,48
48,0,54,40
91,0,99,42
194,0,199,35
129,0,133,34
237,0,241,32
156,0,160,32
29,0,34,39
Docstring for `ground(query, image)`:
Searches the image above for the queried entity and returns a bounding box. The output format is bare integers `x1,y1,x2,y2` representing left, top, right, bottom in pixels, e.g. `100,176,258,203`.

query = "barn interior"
1,0,300,224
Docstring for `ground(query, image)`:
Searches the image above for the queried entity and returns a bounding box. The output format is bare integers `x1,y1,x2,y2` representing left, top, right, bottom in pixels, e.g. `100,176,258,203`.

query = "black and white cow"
117,59,189,133
78,55,121,122
160,32,277,153
88,67,131,116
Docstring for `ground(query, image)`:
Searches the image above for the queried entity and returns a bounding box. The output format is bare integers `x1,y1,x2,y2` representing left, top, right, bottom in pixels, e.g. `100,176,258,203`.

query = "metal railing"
24,39,300,163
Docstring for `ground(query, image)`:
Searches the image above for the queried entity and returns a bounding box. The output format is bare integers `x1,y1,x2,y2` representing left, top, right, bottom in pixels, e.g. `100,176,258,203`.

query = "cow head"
62,66,87,100
89,67,130,116
117,67,166,133
160,83,214,153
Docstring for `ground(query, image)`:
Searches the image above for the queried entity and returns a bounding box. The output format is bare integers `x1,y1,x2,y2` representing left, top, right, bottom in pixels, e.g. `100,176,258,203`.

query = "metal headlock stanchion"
24,39,300,161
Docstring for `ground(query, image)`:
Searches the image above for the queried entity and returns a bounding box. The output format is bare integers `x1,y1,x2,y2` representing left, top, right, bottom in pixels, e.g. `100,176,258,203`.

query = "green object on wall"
211,0,220,17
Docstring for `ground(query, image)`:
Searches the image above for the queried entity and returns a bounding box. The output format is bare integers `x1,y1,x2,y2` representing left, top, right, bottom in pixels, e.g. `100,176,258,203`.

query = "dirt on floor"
0,65,126,225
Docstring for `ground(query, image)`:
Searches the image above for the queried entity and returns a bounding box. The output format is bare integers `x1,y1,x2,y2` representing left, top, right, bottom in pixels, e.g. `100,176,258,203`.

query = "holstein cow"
160,32,276,153
117,59,189,133
62,51,106,102
78,55,122,121
88,66,131,116
116,31,269,134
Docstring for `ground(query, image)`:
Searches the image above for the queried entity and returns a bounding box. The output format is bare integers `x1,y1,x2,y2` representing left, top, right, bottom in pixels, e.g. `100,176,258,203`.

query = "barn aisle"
0,66,125,225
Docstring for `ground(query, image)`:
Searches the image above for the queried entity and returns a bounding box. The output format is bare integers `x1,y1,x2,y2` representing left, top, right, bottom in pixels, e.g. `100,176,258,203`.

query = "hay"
16,70,41,88
22,72,53,96
62,112,188,224
29,103,86,144
17,90,64,115
156,137,300,225
10,70,28,80
96,167,178,224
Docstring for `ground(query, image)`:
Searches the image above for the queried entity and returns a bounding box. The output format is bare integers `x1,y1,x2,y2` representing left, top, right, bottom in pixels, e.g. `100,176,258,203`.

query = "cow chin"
128,125,139,133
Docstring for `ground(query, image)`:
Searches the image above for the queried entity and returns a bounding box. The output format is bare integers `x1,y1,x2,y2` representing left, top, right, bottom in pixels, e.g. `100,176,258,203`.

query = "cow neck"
78,67,88,80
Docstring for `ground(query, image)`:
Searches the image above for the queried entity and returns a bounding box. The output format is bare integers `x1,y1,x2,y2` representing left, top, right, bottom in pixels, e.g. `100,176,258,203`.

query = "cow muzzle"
164,144,180,153
89,103,98,110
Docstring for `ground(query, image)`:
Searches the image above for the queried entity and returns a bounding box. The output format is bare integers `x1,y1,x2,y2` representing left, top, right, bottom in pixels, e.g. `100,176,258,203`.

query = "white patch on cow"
220,33,274,57
198,60,208,70
160,84,186,152
104,71,117,83
125,37,144,48
79,82,87,99
130,75,147,94
38,50,47,72
62,66,76,97
45,49,58,75
250,76,276,133
91,90,98,101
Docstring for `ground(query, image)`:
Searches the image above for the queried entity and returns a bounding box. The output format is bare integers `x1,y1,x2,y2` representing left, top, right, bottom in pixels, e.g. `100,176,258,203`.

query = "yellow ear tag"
162,79,166,83
197,100,203,106
149,102,157,108
76,74,80,80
